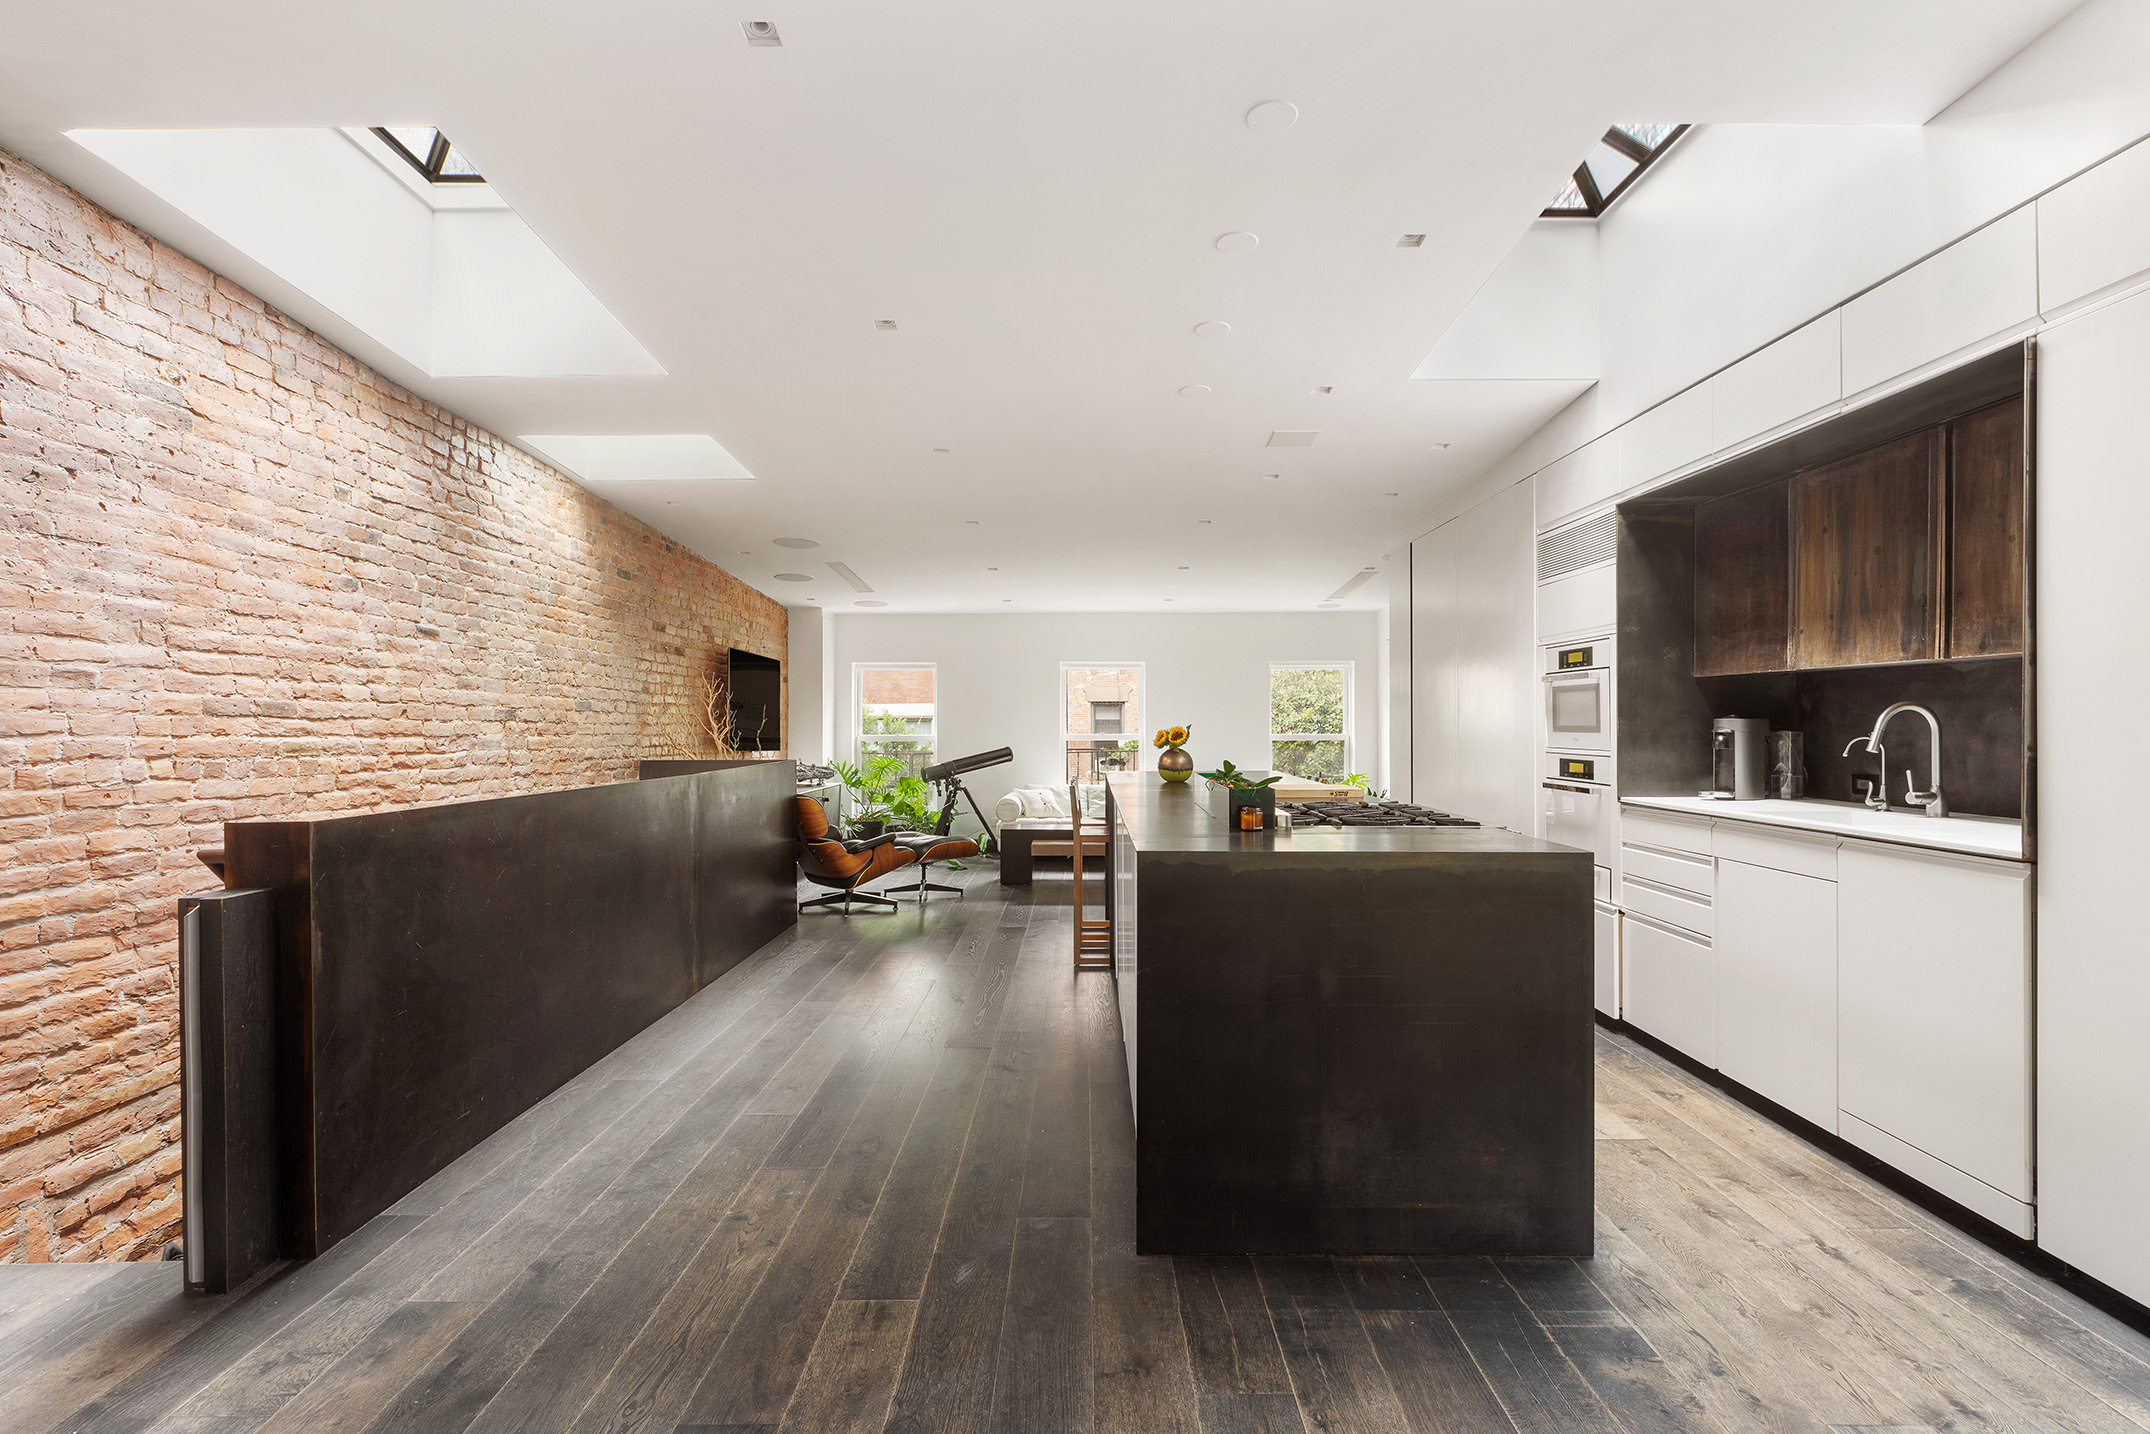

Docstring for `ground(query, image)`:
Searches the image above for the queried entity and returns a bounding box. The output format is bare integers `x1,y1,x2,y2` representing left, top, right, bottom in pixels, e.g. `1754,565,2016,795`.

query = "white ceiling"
0,0,2080,613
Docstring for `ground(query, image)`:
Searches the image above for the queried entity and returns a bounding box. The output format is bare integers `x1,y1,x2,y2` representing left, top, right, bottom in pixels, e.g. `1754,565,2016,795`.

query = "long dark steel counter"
1103,773,1594,1256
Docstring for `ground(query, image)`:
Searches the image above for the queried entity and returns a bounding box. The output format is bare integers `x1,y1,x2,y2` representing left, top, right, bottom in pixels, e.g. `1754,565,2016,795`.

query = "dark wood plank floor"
12,865,2150,1434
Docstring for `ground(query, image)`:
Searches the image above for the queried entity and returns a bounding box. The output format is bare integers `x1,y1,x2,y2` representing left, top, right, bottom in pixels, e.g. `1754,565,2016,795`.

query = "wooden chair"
793,796,918,913
1068,783,1112,971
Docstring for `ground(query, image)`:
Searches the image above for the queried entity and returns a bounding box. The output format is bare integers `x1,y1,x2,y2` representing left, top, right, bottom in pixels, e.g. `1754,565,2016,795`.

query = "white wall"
827,611,1383,814
786,605,833,764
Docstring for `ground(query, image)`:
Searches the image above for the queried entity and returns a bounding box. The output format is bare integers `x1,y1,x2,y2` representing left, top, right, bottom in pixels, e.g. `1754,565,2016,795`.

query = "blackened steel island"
1102,773,1594,1256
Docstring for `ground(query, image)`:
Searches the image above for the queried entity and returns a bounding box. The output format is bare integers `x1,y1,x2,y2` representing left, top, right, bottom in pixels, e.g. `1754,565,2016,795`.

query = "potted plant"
1198,759,1283,830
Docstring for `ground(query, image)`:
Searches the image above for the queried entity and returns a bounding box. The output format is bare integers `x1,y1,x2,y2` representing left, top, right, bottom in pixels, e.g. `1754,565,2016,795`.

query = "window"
856,664,935,778
1542,124,1686,218
1270,664,1349,782
1063,664,1142,783
372,127,486,184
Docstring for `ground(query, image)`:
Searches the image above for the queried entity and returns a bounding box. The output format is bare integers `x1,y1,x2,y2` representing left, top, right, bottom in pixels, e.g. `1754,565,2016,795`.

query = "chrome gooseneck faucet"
1842,702,1949,817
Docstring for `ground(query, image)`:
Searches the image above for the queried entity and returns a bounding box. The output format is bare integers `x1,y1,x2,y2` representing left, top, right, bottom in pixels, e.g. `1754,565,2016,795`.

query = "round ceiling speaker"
772,537,819,549
855,599,888,607
774,573,813,582
1215,231,1259,255
1193,320,1231,338
1245,100,1299,133
1179,384,1212,397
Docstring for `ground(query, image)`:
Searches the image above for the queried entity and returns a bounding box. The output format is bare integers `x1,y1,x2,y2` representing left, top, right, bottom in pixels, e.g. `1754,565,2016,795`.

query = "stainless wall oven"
1542,639,1613,756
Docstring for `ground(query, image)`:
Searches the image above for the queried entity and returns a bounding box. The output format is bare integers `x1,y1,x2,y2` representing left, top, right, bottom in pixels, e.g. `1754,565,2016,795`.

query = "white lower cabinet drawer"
1622,913,1714,1067
1620,874,1711,938
1622,842,1715,897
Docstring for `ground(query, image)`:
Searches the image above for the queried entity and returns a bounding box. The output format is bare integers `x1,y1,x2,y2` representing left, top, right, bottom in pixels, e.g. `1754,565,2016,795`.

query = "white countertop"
1622,795,2024,861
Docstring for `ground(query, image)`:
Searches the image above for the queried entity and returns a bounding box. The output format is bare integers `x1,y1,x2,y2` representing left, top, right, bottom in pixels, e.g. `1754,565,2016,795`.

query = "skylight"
1542,124,1685,218
373,127,484,184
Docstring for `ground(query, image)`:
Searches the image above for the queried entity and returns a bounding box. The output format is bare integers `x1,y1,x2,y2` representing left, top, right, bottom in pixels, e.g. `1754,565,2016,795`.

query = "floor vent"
1537,511,1617,580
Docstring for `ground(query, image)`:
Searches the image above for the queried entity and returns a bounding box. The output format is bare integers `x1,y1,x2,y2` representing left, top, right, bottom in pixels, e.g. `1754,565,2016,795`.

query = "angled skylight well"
1543,123,1686,218
373,127,486,184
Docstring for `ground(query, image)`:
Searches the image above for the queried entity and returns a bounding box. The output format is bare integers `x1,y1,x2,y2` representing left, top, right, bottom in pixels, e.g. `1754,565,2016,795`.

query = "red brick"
0,146,786,1263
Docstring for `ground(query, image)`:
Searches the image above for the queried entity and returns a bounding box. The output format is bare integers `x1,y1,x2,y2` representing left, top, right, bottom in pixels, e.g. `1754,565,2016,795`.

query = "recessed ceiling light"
1246,100,1299,133
856,599,888,607
1179,384,1212,397
773,537,820,549
775,573,814,582
1165,598,1175,602
874,319,897,330
932,447,950,453
1261,473,1280,480
1002,598,1012,603
965,519,980,525
1178,565,1190,570
1397,234,1426,248
987,566,999,571
665,501,679,506
1215,231,1259,255
1194,320,1232,338
1198,519,1213,524
1312,385,1333,395
1431,441,1452,450
742,20,781,45
1267,430,1319,447
737,550,753,555
1384,492,1399,498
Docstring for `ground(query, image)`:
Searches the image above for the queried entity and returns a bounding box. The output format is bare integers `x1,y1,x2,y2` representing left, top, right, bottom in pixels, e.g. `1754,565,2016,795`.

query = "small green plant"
1197,759,1283,790
1341,771,1388,799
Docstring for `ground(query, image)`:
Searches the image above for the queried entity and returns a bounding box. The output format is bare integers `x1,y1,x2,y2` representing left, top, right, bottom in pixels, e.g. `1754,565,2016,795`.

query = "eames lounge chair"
794,795,917,913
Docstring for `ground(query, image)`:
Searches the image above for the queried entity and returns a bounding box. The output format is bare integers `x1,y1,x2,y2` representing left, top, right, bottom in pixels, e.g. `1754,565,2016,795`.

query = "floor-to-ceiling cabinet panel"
1411,480,1534,831
2035,288,2150,1304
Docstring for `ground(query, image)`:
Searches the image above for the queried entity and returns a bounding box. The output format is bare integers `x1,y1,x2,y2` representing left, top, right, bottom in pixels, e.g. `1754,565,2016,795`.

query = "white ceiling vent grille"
1266,430,1319,447
1536,511,1617,581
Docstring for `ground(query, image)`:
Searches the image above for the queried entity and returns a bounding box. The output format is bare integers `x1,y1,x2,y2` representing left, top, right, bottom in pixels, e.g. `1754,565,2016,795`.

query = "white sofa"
992,783,1106,837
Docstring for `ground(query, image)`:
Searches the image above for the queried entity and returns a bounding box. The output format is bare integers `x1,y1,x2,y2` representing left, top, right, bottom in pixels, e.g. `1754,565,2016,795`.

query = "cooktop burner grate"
1281,800,1481,829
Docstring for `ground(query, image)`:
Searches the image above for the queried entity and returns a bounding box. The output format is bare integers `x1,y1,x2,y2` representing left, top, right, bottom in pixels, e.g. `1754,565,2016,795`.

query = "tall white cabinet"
2035,286,2150,1304
1411,479,1534,833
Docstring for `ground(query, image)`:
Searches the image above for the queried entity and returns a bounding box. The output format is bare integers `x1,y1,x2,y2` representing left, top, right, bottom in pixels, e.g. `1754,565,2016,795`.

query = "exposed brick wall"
0,148,786,1262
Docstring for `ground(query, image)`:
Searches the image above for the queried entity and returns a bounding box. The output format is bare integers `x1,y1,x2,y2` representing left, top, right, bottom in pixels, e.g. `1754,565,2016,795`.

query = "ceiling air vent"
1266,430,1319,447
1536,511,1617,581
827,561,874,593
1325,567,1379,602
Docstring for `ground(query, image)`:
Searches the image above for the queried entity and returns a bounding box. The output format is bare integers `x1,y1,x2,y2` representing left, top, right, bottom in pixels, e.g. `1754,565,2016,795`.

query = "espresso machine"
1706,716,1769,800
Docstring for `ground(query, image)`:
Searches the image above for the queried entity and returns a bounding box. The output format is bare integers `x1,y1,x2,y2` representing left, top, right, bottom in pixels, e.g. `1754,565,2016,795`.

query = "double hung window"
856,664,935,778
1269,664,1350,781
1062,664,1142,783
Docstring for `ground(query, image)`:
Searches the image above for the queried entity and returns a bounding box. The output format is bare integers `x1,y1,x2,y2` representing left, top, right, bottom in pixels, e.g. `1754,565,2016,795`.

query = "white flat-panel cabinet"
2036,286,2150,1302
1715,858,1837,1131
1623,913,1713,1066
1840,207,2039,396
1837,845,2031,1212
1594,899,1620,1018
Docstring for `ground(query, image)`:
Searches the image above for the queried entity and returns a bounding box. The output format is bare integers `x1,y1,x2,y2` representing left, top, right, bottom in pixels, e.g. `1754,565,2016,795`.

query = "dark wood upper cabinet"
1693,480,1789,676
1946,398,2026,657
1790,429,1944,669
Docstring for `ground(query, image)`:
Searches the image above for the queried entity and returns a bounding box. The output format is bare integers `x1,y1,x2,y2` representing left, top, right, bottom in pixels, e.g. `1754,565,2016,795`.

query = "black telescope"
919,747,1014,853
922,747,1013,782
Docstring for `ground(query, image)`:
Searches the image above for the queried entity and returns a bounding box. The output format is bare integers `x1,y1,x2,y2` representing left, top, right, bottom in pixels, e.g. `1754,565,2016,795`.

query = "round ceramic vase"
1158,747,1194,783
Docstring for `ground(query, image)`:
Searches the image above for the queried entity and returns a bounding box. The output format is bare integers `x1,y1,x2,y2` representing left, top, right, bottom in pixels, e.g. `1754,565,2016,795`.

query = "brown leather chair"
795,796,918,913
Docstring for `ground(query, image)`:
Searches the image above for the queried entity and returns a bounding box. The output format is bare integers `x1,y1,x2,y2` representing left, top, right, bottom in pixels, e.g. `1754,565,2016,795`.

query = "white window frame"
1060,661,1146,783
1268,661,1352,778
853,661,937,769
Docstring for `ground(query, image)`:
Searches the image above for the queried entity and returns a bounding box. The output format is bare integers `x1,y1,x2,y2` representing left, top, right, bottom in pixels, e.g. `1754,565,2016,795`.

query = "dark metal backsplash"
1790,659,2023,817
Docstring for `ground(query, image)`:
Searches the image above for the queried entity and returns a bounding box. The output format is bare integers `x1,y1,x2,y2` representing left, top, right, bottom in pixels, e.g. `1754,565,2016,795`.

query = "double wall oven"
1540,638,1620,1016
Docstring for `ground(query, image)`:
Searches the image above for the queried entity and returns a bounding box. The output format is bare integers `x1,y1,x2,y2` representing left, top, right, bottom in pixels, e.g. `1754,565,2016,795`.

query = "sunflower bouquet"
1153,724,1194,782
